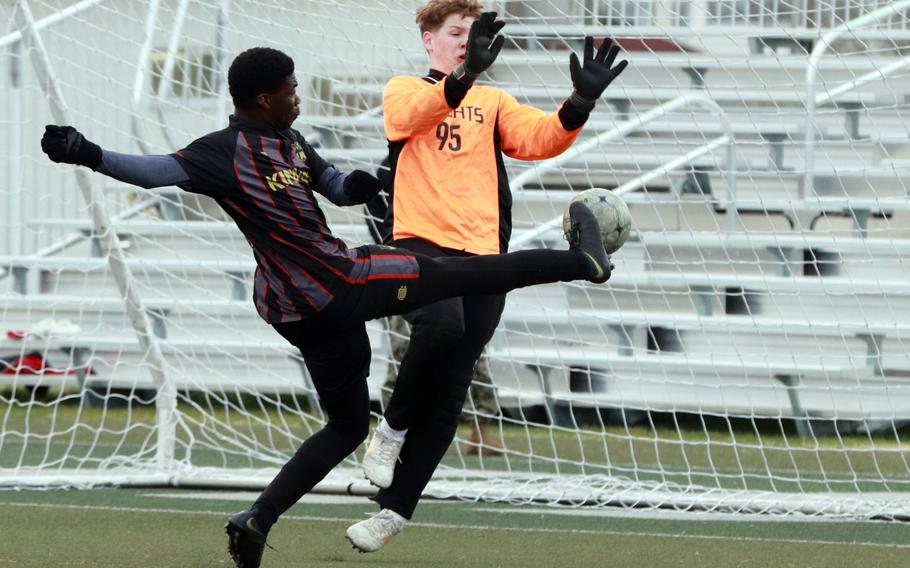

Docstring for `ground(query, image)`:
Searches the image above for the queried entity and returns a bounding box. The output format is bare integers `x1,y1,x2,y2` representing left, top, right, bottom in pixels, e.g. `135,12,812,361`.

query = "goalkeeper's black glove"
41,125,103,169
343,170,382,205
567,37,628,111
451,11,505,87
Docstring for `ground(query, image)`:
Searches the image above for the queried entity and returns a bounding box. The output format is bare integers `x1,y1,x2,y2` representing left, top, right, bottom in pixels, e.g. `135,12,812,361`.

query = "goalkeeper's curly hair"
228,47,294,108
416,0,483,34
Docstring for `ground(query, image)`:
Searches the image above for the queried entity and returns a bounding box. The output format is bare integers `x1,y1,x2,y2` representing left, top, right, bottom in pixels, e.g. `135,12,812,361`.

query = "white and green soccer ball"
562,188,632,254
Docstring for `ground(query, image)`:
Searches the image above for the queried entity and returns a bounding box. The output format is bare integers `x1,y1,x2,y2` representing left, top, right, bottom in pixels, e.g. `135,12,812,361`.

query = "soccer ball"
562,188,632,254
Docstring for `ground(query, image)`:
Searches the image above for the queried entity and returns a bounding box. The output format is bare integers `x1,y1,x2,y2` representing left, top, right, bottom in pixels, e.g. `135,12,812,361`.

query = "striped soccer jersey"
172,115,418,323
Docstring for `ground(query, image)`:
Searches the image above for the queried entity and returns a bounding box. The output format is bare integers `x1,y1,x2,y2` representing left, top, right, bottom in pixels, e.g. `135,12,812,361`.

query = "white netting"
2,0,910,519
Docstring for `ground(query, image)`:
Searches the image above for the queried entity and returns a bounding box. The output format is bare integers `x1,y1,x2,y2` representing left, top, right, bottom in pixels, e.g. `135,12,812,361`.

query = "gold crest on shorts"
396,285,408,301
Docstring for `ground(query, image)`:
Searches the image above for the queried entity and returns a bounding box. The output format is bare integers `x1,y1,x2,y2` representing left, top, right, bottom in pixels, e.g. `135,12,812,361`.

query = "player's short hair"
416,0,483,34
228,47,295,108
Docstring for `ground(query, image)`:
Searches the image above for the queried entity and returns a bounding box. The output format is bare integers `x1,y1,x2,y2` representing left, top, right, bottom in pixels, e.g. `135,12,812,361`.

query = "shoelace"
567,219,581,247
372,432,402,464
365,512,402,537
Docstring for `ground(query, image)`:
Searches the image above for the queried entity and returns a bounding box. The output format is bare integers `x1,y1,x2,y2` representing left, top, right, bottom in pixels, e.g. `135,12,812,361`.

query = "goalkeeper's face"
263,75,301,129
423,13,474,74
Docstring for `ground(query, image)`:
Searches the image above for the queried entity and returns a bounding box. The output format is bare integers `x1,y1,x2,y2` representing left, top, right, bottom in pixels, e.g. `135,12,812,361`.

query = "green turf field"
2,487,909,567
3,401,910,566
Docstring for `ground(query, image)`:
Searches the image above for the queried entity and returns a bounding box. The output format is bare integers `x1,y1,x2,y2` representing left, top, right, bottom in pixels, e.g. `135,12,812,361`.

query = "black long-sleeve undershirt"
98,149,358,205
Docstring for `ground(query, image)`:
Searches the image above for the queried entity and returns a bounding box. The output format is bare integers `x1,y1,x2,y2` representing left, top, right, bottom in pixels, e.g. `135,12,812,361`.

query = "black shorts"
321,244,426,323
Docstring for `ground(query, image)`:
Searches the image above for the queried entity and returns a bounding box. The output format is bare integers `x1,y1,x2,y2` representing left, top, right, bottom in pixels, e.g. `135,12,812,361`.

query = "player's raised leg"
347,201,612,328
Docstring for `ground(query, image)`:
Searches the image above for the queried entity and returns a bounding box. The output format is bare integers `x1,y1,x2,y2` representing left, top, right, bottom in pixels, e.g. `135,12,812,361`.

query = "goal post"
2,0,910,520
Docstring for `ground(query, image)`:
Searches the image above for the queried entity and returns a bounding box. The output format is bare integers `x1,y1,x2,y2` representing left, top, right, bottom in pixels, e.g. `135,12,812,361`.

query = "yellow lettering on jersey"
265,167,312,192
265,171,286,192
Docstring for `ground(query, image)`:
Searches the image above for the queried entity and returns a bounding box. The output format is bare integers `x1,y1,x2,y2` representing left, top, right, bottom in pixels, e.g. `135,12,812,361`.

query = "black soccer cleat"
225,510,269,568
568,201,613,284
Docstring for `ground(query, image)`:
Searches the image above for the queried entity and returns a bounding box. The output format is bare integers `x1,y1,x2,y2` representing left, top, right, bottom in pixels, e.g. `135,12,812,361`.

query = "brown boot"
467,423,502,456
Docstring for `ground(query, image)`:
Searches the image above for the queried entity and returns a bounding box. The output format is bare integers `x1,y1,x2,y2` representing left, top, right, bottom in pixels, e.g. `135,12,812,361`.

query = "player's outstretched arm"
450,11,505,88
299,137,381,206
313,166,382,206
340,170,382,205
443,11,505,109
555,37,629,131
567,37,628,111
41,124,190,189
385,12,507,138
41,125,102,169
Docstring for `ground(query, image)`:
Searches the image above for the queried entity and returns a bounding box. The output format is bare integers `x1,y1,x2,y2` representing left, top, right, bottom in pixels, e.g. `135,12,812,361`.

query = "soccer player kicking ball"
352,0,628,553
40,47,613,568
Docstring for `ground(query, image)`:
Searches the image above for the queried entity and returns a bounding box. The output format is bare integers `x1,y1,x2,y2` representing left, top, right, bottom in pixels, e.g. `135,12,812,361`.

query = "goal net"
2,0,910,520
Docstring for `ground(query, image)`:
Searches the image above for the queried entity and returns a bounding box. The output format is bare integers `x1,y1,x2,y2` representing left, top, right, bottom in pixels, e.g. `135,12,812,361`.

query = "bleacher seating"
4,35,910,434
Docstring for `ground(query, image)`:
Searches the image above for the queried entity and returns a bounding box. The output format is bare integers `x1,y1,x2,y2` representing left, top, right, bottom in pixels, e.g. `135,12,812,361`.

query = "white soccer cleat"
362,426,405,488
345,508,406,553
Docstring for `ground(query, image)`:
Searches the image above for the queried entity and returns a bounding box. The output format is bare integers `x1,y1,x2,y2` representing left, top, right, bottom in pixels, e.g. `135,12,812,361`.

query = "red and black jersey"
172,115,417,324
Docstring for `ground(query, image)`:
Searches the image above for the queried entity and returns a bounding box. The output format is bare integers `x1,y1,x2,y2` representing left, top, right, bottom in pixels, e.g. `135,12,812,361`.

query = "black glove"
343,169,382,205
568,37,628,110
41,125,103,169
451,12,505,86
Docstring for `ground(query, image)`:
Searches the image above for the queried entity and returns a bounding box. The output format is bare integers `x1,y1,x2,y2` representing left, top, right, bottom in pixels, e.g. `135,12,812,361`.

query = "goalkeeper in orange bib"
41,46,613,568
348,0,628,553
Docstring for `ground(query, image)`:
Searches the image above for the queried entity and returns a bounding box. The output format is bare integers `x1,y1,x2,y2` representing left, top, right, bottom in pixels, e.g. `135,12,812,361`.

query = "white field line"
2,500,909,549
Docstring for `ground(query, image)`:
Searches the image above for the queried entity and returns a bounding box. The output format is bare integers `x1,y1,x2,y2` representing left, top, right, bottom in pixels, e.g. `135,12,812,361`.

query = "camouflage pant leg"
463,351,500,424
